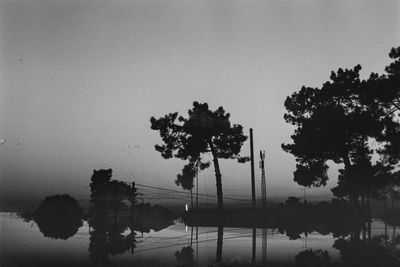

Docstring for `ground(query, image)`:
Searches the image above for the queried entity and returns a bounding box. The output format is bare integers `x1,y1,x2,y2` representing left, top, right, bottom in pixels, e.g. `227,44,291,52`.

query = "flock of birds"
117,144,141,154
0,138,140,152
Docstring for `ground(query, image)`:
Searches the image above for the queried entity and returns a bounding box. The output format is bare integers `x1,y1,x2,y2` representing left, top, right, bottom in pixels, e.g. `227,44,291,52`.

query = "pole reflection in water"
9,189,400,267
181,199,400,267
216,225,223,264
262,228,267,266
252,227,256,266
5,211,400,267
196,226,199,267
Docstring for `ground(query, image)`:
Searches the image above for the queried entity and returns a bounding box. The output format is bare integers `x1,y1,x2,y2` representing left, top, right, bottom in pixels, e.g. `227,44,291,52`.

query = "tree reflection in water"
88,214,136,266
88,169,176,266
333,234,400,267
175,246,195,267
22,194,83,240
18,170,400,267
295,249,330,267
183,198,400,267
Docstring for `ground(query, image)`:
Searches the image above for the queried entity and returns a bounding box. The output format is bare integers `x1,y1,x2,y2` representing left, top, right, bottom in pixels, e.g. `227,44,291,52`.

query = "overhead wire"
135,183,252,202
134,231,269,254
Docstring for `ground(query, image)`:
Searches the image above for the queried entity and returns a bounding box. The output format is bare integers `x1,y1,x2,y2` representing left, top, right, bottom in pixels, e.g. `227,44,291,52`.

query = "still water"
1,212,399,267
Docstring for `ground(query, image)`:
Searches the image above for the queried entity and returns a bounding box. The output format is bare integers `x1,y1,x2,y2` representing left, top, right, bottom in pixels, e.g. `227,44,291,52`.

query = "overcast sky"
1,0,399,205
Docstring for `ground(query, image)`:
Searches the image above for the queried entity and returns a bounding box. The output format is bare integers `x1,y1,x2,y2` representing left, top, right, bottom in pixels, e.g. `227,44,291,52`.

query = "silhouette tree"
151,101,248,210
364,47,400,166
88,169,139,266
295,249,331,267
176,162,198,209
88,208,137,266
33,194,83,240
89,169,136,220
283,47,400,203
90,169,113,208
175,246,195,267
283,66,377,197
342,48,400,201
333,235,400,267
360,47,400,115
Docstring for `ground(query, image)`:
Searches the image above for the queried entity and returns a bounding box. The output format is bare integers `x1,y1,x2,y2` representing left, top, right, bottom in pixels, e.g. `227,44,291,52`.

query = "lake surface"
1,212,399,267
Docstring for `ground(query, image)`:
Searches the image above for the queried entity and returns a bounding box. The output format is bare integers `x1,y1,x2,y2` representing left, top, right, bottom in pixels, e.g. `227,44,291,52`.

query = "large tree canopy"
364,47,400,165
283,46,400,201
151,101,248,210
283,65,383,186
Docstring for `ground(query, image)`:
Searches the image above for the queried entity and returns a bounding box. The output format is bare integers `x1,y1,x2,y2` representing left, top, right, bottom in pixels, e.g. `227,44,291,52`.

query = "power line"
134,232,268,254
86,179,254,203
137,187,252,203
136,183,252,202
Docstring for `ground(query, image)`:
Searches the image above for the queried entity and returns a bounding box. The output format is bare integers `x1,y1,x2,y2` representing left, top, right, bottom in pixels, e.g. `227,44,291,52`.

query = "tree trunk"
216,225,223,264
385,222,388,244
190,190,194,210
252,227,256,265
367,190,371,220
342,153,352,169
367,219,371,244
343,152,361,205
391,192,395,209
362,222,366,241
361,194,365,213
208,140,223,211
190,226,194,246
383,192,387,212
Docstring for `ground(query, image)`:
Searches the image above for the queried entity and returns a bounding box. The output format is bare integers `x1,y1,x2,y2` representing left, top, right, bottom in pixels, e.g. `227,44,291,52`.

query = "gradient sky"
1,0,399,205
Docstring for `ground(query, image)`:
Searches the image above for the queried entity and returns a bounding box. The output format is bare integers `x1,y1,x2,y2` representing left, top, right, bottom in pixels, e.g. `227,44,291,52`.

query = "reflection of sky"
0,213,382,266
2,213,399,266
1,0,399,205
0,213,90,266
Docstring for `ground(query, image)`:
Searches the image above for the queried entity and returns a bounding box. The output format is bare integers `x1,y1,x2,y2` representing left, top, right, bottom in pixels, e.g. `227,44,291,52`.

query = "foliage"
333,235,400,267
33,194,83,240
295,249,331,267
175,246,195,267
89,169,136,210
151,102,247,162
176,162,197,191
282,47,400,201
88,208,136,266
151,101,248,209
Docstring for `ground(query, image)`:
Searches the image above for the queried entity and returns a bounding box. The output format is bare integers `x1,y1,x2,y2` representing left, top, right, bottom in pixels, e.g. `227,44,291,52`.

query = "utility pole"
250,129,256,267
196,166,199,210
252,228,256,266
259,150,266,208
190,190,193,210
250,129,256,210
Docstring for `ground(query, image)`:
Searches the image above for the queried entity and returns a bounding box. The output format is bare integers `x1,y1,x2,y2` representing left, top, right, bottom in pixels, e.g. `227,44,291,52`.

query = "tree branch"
391,100,400,111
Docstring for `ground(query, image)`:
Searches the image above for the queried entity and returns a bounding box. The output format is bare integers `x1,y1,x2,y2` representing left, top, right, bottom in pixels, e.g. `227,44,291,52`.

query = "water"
1,212,399,267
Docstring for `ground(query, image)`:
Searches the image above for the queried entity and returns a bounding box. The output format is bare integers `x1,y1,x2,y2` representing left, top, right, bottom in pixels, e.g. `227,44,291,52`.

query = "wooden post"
196,167,199,210
252,227,256,266
191,190,194,210
216,226,223,264
250,129,256,210
260,150,266,208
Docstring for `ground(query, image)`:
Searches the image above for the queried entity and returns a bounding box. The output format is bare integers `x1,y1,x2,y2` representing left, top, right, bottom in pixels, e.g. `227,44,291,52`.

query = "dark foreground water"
1,212,399,267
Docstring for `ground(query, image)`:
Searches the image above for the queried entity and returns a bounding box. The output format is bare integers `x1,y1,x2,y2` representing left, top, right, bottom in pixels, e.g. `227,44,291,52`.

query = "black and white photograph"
1,1,399,266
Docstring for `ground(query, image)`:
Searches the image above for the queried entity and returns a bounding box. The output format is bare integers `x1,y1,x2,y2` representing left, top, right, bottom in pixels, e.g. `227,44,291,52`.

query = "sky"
1,0,399,206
